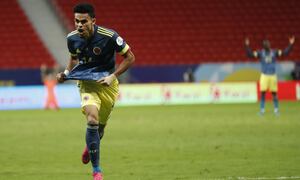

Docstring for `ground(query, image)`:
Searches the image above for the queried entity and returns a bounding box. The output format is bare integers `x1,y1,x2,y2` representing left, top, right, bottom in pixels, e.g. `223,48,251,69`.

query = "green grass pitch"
0,102,300,180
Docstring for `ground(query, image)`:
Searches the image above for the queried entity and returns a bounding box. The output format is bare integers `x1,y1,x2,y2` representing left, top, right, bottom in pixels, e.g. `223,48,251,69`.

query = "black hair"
73,3,95,18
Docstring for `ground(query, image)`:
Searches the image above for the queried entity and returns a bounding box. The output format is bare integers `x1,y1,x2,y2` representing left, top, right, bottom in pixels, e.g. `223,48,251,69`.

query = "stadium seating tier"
53,0,300,65
0,0,55,69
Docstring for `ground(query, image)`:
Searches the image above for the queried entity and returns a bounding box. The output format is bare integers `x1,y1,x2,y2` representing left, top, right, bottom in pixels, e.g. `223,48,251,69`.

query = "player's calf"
82,124,105,164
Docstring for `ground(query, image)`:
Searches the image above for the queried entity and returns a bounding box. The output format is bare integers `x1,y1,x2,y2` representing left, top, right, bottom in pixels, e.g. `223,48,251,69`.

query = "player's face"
74,13,95,39
262,40,271,50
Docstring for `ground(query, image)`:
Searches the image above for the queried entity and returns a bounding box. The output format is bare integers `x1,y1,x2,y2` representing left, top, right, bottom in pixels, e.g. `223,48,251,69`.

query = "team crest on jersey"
116,36,123,46
83,95,89,101
93,47,101,55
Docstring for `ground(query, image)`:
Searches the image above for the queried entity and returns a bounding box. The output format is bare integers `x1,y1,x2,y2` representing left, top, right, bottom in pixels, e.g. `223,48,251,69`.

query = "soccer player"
245,36,295,115
56,3,135,180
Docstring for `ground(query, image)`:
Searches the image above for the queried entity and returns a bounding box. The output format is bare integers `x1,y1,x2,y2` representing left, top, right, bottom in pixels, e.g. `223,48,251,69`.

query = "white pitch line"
236,176,300,180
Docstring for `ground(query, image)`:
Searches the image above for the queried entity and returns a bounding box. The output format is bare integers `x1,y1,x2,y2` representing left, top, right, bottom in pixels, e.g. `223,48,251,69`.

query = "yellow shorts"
259,73,278,92
78,79,119,125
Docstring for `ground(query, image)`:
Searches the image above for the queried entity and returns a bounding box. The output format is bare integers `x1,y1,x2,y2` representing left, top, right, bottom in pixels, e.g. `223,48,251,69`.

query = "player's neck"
84,26,95,40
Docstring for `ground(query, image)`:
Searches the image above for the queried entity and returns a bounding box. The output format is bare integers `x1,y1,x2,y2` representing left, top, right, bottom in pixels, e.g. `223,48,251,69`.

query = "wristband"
64,69,70,76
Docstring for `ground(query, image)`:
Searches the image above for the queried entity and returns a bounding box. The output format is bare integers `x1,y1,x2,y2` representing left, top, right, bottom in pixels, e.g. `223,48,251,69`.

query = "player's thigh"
259,74,268,92
269,75,278,92
80,92,101,121
98,80,119,125
83,105,100,124
79,81,102,116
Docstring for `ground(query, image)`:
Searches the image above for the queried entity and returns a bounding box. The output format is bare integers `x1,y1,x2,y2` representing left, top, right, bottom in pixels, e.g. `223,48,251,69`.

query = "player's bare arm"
97,49,135,86
277,36,295,57
245,38,258,58
56,56,78,83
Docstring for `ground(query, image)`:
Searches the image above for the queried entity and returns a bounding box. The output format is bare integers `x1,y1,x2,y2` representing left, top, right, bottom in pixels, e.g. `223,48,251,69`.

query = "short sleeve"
67,37,77,57
112,33,130,55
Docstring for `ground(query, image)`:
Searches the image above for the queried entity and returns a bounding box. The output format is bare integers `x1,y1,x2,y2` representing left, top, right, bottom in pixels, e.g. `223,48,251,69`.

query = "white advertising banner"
0,83,258,110
296,83,300,100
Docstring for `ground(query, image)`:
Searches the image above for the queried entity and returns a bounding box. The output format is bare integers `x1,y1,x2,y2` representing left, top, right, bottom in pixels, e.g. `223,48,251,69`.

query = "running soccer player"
245,36,295,115
56,3,135,180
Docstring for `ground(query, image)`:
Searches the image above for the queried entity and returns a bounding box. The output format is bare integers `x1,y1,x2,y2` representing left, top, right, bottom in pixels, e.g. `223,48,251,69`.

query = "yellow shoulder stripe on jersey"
97,30,113,37
67,30,78,37
98,27,114,35
68,30,78,36
97,28,114,35
70,53,77,57
118,44,130,55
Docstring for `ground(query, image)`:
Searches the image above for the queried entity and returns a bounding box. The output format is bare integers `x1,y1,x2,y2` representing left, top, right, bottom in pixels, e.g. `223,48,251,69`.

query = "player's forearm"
282,43,293,57
245,45,255,58
113,50,135,77
65,58,78,72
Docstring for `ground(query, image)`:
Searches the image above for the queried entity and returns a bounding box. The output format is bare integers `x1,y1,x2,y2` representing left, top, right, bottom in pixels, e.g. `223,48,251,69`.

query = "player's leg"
270,75,279,114
98,123,106,140
84,105,101,173
96,79,119,142
87,79,118,180
271,92,279,114
260,91,266,114
79,81,103,179
82,123,105,164
259,74,268,114
98,79,119,126
82,110,106,164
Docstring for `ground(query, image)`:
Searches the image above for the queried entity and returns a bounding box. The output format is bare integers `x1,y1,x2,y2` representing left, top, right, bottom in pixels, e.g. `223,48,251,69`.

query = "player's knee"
86,112,99,125
271,92,278,99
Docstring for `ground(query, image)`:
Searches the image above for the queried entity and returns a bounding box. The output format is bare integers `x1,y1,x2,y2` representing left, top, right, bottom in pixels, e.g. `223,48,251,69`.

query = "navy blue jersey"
65,25,130,80
246,44,293,75
257,49,279,75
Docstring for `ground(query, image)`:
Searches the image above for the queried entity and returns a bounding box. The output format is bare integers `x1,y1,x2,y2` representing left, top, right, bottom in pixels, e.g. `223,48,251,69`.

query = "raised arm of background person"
277,36,295,57
56,56,78,83
245,38,258,58
97,49,135,86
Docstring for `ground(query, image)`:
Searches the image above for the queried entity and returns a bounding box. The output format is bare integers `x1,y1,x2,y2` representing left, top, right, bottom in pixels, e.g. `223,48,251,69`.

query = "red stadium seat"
0,0,55,69
52,0,300,65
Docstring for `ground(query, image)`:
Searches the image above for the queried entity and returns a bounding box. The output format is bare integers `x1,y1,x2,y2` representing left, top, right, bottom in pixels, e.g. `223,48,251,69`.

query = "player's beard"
78,25,93,39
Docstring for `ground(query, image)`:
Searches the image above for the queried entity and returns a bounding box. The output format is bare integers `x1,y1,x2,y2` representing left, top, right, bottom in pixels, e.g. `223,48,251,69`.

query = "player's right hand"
245,38,250,46
56,72,66,83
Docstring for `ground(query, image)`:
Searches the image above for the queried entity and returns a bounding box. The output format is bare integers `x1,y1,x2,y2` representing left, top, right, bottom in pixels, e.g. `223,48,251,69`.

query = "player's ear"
92,18,96,25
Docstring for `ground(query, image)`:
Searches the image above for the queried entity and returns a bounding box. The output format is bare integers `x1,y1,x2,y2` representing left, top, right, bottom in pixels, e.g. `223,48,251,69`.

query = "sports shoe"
93,172,103,180
259,109,265,116
81,146,90,164
274,109,280,116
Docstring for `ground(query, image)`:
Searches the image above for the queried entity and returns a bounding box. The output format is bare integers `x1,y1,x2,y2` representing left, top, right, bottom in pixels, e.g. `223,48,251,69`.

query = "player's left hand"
97,74,116,86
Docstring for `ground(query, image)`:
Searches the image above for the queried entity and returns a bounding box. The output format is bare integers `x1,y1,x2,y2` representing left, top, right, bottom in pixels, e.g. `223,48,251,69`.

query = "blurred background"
0,0,300,109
